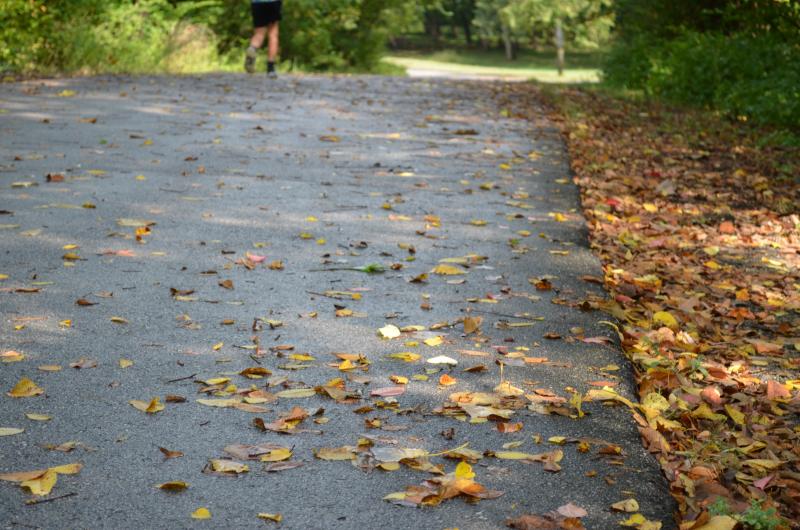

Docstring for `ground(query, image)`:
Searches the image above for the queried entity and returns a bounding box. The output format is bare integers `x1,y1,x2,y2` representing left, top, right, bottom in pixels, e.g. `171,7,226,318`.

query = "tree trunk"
501,23,514,60
463,21,472,45
555,19,565,76
424,11,441,45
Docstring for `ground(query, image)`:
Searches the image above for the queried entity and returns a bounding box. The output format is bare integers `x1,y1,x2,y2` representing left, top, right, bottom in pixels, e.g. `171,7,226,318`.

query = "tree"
473,0,613,59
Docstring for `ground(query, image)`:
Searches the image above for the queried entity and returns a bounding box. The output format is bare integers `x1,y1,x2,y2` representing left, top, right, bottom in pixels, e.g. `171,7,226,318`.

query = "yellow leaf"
652,311,678,330
383,492,407,502
196,398,240,408
338,359,355,371
21,469,57,496
289,354,315,361
49,463,82,475
1,350,24,362
25,413,51,421
743,459,784,470
314,447,355,461
431,264,466,275
389,375,409,385
110,316,128,324
463,316,482,335
129,397,164,414
119,359,134,369
386,352,420,362
257,513,282,523
691,403,726,422
191,507,211,520
275,388,316,399
7,378,44,398
642,392,670,413
694,515,738,530
378,324,401,339
455,461,475,479
619,514,646,527
0,427,24,436
553,213,567,222
212,342,223,351
611,499,640,512
209,459,248,474
203,377,230,385
424,336,443,347
724,404,745,425
494,451,536,460
260,448,292,462
584,387,636,410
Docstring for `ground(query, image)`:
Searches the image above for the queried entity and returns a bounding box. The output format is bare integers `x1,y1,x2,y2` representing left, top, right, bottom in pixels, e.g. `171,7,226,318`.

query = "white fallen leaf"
427,355,457,366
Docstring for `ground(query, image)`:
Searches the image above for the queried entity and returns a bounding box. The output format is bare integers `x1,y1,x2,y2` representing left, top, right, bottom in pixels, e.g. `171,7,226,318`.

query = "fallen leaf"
129,397,165,414
7,378,44,398
25,413,51,421
427,355,457,366
378,324,401,339
557,503,588,518
157,481,188,491
431,264,466,275
371,386,406,397
159,448,184,459
611,499,639,512
275,388,316,399
0,427,24,436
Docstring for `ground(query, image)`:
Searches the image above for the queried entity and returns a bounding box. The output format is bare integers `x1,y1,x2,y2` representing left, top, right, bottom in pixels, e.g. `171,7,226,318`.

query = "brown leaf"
159,447,184,459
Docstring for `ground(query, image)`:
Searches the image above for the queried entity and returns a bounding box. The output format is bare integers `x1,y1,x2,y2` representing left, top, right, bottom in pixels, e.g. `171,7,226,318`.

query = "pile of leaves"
525,87,800,528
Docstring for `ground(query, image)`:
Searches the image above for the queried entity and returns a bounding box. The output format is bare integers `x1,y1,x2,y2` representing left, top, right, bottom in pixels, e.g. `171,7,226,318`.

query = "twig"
166,373,197,383
25,492,76,506
460,308,541,321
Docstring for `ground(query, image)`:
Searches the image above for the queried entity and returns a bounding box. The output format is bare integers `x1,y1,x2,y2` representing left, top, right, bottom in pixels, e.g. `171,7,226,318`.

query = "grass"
384,48,603,83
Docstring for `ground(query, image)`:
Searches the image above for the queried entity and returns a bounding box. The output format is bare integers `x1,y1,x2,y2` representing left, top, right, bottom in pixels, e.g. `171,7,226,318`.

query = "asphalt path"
0,74,674,529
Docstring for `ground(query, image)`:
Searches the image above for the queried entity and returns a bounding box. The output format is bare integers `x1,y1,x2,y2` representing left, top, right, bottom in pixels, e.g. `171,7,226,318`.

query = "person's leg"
267,23,279,63
250,26,268,50
245,26,267,73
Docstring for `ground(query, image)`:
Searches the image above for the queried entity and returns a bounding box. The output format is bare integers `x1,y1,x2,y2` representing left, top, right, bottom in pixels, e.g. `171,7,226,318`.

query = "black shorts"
252,1,282,27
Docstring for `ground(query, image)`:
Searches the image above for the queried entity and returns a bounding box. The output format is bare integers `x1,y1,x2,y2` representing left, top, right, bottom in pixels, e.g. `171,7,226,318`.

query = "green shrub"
604,32,800,130
0,0,55,72
0,0,407,75
279,0,403,71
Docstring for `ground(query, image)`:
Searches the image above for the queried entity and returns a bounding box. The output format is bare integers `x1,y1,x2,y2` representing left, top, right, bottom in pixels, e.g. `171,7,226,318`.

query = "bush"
0,0,406,75
0,0,55,72
604,32,800,130
279,0,403,71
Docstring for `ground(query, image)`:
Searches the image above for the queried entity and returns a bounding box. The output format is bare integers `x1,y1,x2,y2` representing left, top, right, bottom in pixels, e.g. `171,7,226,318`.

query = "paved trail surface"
0,75,673,529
